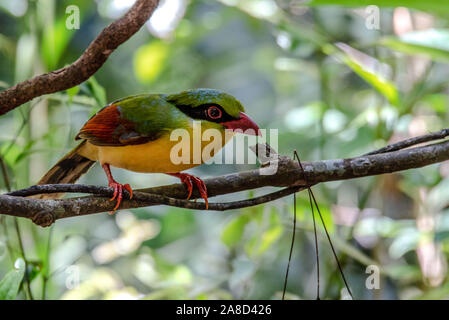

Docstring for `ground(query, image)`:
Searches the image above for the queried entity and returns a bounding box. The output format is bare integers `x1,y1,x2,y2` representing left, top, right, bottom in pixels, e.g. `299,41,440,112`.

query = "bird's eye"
207,106,222,120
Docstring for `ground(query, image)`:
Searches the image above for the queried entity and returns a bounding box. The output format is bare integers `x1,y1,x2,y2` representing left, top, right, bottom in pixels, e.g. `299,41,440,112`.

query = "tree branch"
2,129,449,227
0,0,160,115
363,128,449,155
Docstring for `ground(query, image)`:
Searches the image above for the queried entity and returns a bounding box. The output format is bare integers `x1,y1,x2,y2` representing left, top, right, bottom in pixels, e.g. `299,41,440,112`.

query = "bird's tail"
36,140,95,199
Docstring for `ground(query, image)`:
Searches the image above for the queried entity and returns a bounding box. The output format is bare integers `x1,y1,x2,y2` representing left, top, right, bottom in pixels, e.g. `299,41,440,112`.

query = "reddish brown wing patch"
76,104,149,146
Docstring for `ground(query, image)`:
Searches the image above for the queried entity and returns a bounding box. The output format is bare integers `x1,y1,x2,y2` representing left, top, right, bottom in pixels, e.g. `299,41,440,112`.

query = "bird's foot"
108,180,133,214
102,163,133,214
168,173,208,209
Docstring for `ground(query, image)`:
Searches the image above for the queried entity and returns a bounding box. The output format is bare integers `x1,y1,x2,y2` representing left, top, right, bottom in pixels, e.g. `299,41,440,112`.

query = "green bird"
38,88,260,212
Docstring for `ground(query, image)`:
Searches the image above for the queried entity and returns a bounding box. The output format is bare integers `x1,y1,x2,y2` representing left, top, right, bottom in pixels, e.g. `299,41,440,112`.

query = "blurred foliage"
1,0,449,300
0,258,25,299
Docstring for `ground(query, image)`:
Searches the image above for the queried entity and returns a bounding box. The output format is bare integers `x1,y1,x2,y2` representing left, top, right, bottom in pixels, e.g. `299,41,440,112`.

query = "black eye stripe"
176,104,235,123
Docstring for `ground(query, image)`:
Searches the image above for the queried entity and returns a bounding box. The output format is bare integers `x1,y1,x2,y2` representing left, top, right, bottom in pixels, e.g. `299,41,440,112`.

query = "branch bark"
1,1,448,227
0,0,160,115
1,130,449,227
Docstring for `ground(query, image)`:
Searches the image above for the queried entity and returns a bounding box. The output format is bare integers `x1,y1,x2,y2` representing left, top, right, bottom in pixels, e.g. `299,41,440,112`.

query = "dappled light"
1,0,449,303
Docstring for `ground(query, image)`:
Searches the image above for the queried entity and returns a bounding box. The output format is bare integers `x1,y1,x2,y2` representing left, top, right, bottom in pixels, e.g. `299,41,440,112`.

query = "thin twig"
293,150,321,300
308,189,320,300
0,0,160,115
282,192,297,300
364,128,449,156
309,191,354,299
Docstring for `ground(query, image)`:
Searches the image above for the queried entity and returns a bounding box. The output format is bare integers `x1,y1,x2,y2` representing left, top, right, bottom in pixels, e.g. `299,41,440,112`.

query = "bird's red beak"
222,112,261,136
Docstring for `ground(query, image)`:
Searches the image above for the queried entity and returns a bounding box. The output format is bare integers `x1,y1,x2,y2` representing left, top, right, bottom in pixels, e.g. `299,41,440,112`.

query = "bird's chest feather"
80,129,232,173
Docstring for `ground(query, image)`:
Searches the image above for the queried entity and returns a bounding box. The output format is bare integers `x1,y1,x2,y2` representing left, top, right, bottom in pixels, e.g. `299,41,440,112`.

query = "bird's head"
166,88,260,136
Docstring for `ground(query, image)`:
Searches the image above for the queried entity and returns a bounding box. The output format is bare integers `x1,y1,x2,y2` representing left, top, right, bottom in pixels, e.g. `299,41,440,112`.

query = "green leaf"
245,209,283,256
0,143,21,167
0,140,36,166
314,205,334,234
66,86,80,98
412,283,449,300
306,0,449,16
384,264,421,282
380,29,449,64
221,215,250,247
421,94,449,113
0,258,26,300
293,194,335,234
41,19,76,70
14,140,37,164
133,41,170,83
146,208,196,247
85,77,107,108
334,43,399,106
257,225,283,255
66,86,80,105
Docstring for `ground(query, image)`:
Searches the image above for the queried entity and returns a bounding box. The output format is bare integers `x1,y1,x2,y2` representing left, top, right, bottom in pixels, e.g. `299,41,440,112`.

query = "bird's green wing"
76,94,190,146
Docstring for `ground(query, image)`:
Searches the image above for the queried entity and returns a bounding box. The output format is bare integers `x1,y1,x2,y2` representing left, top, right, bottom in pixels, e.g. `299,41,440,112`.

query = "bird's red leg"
167,172,208,209
102,163,133,214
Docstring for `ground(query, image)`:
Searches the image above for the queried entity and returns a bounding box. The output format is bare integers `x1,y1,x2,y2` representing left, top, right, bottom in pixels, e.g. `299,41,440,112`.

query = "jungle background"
1,0,449,300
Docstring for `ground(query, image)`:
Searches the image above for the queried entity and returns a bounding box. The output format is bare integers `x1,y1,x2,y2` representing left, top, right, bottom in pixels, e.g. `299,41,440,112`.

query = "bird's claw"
108,181,133,214
174,173,208,209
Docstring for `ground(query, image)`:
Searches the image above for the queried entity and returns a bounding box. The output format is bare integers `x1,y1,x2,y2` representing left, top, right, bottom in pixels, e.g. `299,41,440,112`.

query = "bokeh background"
1,0,449,300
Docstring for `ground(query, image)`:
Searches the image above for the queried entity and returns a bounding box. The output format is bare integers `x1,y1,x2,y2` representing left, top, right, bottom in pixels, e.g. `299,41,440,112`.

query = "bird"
37,88,260,213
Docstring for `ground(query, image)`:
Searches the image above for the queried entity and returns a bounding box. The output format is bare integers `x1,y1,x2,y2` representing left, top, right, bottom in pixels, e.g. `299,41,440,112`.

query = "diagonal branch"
0,0,160,115
1,129,449,227
363,128,449,155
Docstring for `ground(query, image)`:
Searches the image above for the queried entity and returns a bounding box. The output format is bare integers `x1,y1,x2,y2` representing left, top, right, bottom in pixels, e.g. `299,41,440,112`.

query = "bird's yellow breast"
79,126,233,173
